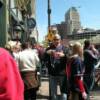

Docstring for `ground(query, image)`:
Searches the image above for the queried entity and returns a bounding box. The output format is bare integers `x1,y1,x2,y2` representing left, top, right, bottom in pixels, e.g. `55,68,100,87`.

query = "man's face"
53,38,61,45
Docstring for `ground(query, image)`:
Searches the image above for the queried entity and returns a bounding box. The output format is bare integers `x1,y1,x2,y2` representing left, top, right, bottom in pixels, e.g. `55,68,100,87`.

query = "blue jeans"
49,75,67,100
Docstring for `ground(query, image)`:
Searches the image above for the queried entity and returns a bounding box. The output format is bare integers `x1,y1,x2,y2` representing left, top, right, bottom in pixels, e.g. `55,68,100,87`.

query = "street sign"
47,32,54,41
27,18,36,29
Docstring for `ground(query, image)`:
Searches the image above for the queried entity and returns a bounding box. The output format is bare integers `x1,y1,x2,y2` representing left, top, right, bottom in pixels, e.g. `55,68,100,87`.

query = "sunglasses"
54,38,60,41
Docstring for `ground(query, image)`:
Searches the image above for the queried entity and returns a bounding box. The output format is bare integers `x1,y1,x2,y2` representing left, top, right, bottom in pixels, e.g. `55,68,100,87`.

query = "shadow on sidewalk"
92,84,100,91
37,94,49,99
41,77,49,82
37,94,62,100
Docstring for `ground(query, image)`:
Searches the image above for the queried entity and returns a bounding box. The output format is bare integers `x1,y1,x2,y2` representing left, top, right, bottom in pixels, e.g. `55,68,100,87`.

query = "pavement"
36,76,100,100
37,77,49,100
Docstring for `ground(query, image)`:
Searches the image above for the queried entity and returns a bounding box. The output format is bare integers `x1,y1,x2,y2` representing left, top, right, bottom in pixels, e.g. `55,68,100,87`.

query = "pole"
47,0,51,99
47,0,51,30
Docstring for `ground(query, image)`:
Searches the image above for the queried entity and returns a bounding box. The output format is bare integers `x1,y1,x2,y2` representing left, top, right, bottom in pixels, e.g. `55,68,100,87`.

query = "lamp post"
14,26,22,43
47,0,51,30
47,0,51,99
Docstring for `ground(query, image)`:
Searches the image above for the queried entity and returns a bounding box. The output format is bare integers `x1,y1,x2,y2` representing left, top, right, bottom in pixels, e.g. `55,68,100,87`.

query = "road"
36,76,100,100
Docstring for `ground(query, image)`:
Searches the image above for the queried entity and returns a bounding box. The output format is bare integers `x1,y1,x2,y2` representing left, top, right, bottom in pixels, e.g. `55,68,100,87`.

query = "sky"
36,0,100,42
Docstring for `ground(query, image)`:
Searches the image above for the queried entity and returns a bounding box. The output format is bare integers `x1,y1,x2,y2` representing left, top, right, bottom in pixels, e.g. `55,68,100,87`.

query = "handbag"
21,71,39,90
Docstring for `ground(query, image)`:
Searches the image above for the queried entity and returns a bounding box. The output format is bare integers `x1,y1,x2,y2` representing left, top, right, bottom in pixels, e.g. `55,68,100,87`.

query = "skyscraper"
65,7,81,35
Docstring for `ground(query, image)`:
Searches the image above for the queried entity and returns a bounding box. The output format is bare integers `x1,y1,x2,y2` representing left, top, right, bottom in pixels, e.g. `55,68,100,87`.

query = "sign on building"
27,18,36,29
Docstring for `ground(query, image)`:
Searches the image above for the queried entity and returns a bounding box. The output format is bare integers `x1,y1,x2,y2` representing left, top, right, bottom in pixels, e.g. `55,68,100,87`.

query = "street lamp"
47,1,52,98
14,25,22,42
47,0,51,29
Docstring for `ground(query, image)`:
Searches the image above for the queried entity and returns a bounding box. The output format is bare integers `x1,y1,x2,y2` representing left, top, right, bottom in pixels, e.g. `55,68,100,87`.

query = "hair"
73,42,81,51
53,34,61,40
5,44,11,51
72,42,83,58
21,40,32,50
84,40,91,50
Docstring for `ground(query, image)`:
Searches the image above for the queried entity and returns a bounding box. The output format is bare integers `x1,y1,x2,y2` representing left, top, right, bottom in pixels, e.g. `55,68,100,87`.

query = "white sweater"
18,49,40,72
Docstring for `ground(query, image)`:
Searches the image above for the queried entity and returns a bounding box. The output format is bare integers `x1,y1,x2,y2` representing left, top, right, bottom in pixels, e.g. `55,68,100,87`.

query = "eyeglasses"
54,38,60,41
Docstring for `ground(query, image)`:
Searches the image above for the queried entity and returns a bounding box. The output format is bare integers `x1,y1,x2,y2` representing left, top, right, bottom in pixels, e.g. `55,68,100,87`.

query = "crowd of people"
0,33,99,100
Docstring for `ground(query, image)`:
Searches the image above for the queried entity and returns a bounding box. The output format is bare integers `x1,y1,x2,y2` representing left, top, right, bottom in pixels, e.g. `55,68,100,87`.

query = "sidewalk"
37,76,100,100
90,85,100,100
37,77,49,100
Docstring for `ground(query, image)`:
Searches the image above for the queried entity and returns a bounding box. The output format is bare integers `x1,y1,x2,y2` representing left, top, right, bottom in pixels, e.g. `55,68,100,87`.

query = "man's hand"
46,50,55,55
56,52,65,57
47,50,65,58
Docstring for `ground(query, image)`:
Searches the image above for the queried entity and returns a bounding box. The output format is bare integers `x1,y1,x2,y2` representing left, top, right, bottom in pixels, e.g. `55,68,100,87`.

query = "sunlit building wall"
65,7,81,35
29,0,38,42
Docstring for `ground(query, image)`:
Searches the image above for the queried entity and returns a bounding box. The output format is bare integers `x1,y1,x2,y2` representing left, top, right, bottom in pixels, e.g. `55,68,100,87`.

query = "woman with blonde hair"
66,42,87,100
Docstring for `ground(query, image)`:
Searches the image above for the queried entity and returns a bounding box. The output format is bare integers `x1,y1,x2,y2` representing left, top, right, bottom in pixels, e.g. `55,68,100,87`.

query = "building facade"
0,0,37,47
56,22,67,39
65,7,81,35
50,22,67,39
0,0,11,47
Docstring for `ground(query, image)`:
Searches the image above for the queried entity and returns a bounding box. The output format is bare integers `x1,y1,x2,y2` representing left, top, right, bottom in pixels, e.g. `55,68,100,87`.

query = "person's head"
53,34,61,46
5,43,11,52
21,41,32,50
5,41,16,52
72,42,83,57
13,44,21,53
84,40,91,50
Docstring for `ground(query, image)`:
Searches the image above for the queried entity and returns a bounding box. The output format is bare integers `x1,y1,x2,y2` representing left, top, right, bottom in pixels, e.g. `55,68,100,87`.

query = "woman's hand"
82,91,87,100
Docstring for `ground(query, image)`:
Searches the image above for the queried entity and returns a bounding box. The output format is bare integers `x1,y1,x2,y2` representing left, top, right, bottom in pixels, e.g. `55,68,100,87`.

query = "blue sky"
36,0,100,42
